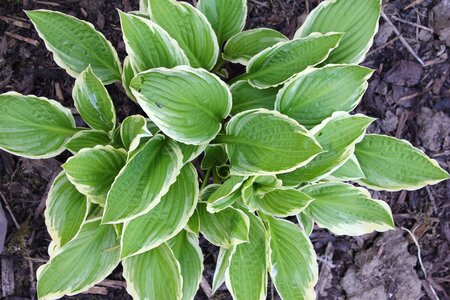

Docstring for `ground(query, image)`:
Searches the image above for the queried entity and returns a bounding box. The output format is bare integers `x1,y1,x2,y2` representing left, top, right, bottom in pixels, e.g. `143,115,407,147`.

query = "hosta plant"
1,0,448,299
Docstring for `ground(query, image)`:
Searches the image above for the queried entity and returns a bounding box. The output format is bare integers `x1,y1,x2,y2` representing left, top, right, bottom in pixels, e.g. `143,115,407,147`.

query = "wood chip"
5,32,39,47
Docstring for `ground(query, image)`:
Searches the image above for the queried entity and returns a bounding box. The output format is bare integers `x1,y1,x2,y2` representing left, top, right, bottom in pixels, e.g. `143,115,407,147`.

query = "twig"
5,32,40,47
381,11,424,66
425,186,438,215
0,191,20,229
401,227,427,277
29,260,36,300
200,276,212,299
367,36,400,56
0,16,30,28
390,15,433,32
33,0,61,6
403,0,425,10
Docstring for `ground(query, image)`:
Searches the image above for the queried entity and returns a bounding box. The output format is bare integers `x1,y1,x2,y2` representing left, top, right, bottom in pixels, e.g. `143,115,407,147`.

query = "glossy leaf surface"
26,10,121,83
355,134,449,191
302,182,394,235
131,66,232,145
0,92,76,158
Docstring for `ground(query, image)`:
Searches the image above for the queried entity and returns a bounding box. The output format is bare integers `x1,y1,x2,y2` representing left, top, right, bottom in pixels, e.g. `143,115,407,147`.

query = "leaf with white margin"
197,0,247,46
122,56,137,102
216,109,322,176
64,130,110,154
243,32,343,88
355,134,450,191
103,135,183,224
198,202,249,248
230,81,279,115
265,217,318,300
278,113,374,186
328,154,365,181
168,231,203,300
302,182,395,235
207,176,247,213
186,209,200,235
37,219,120,299
26,10,121,84
122,243,182,300
73,66,116,133
63,145,127,206
120,163,198,258
146,0,219,69
45,171,88,247
294,0,381,64
131,66,232,145
226,212,267,300
275,64,373,128
119,11,188,73
0,92,76,159
212,247,234,294
224,28,288,65
177,142,208,164
251,188,313,218
119,115,151,150
297,213,314,236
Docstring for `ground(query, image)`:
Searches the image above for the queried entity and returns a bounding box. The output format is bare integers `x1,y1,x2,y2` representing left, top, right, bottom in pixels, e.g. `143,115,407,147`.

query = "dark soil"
1,0,449,299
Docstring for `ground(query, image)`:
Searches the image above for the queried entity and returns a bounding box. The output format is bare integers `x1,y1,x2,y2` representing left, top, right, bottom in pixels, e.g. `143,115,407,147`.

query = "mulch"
0,0,449,299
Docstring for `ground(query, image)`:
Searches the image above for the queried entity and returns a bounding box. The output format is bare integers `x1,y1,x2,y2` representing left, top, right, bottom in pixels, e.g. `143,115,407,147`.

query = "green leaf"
131,66,232,145
37,219,120,299
122,243,182,300
198,202,249,248
244,32,343,88
294,0,381,64
121,163,198,258
302,182,395,235
103,135,183,224
328,154,365,181
168,231,204,300
186,209,200,235
226,212,267,300
119,11,188,73
73,66,116,133
265,217,318,300
223,28,288,65
230,81,279,115
355,134,450,191
26,10,121,84
0,92,76,159
63,145,127,206
178,142,208,164
45,171,88,247
251,188,313,218
146,0,219,69
64,130,111,154
275,64,373,128
119,115,151,150
207,176,247,213
297,213,314,236
201,145,228,170
278,113,374,186
212,247,234,294
122,56,137,102
217,109,322,175
197,0,247,46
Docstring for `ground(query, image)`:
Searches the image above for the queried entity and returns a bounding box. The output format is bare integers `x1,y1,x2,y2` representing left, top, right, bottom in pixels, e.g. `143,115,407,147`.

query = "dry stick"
0,191,20,229
366,36,400,57
5,32,40,47
200,276,213,299
403,0,425,10
381,11,425,66
390,15,433,32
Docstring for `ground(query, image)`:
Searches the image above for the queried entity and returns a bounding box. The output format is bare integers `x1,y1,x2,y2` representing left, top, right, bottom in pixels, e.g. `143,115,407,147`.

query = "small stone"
417,107,450,151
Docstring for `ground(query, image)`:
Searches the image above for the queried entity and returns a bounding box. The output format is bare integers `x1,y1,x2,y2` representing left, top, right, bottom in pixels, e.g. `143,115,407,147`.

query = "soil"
1,0,449,299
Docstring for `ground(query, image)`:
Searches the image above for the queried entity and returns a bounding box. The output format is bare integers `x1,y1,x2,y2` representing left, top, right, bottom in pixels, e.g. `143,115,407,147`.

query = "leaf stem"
228,72,250,85
201,167,212,190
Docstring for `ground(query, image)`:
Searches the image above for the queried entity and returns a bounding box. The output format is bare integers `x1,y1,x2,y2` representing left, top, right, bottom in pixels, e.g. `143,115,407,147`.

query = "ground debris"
341,229,422,300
